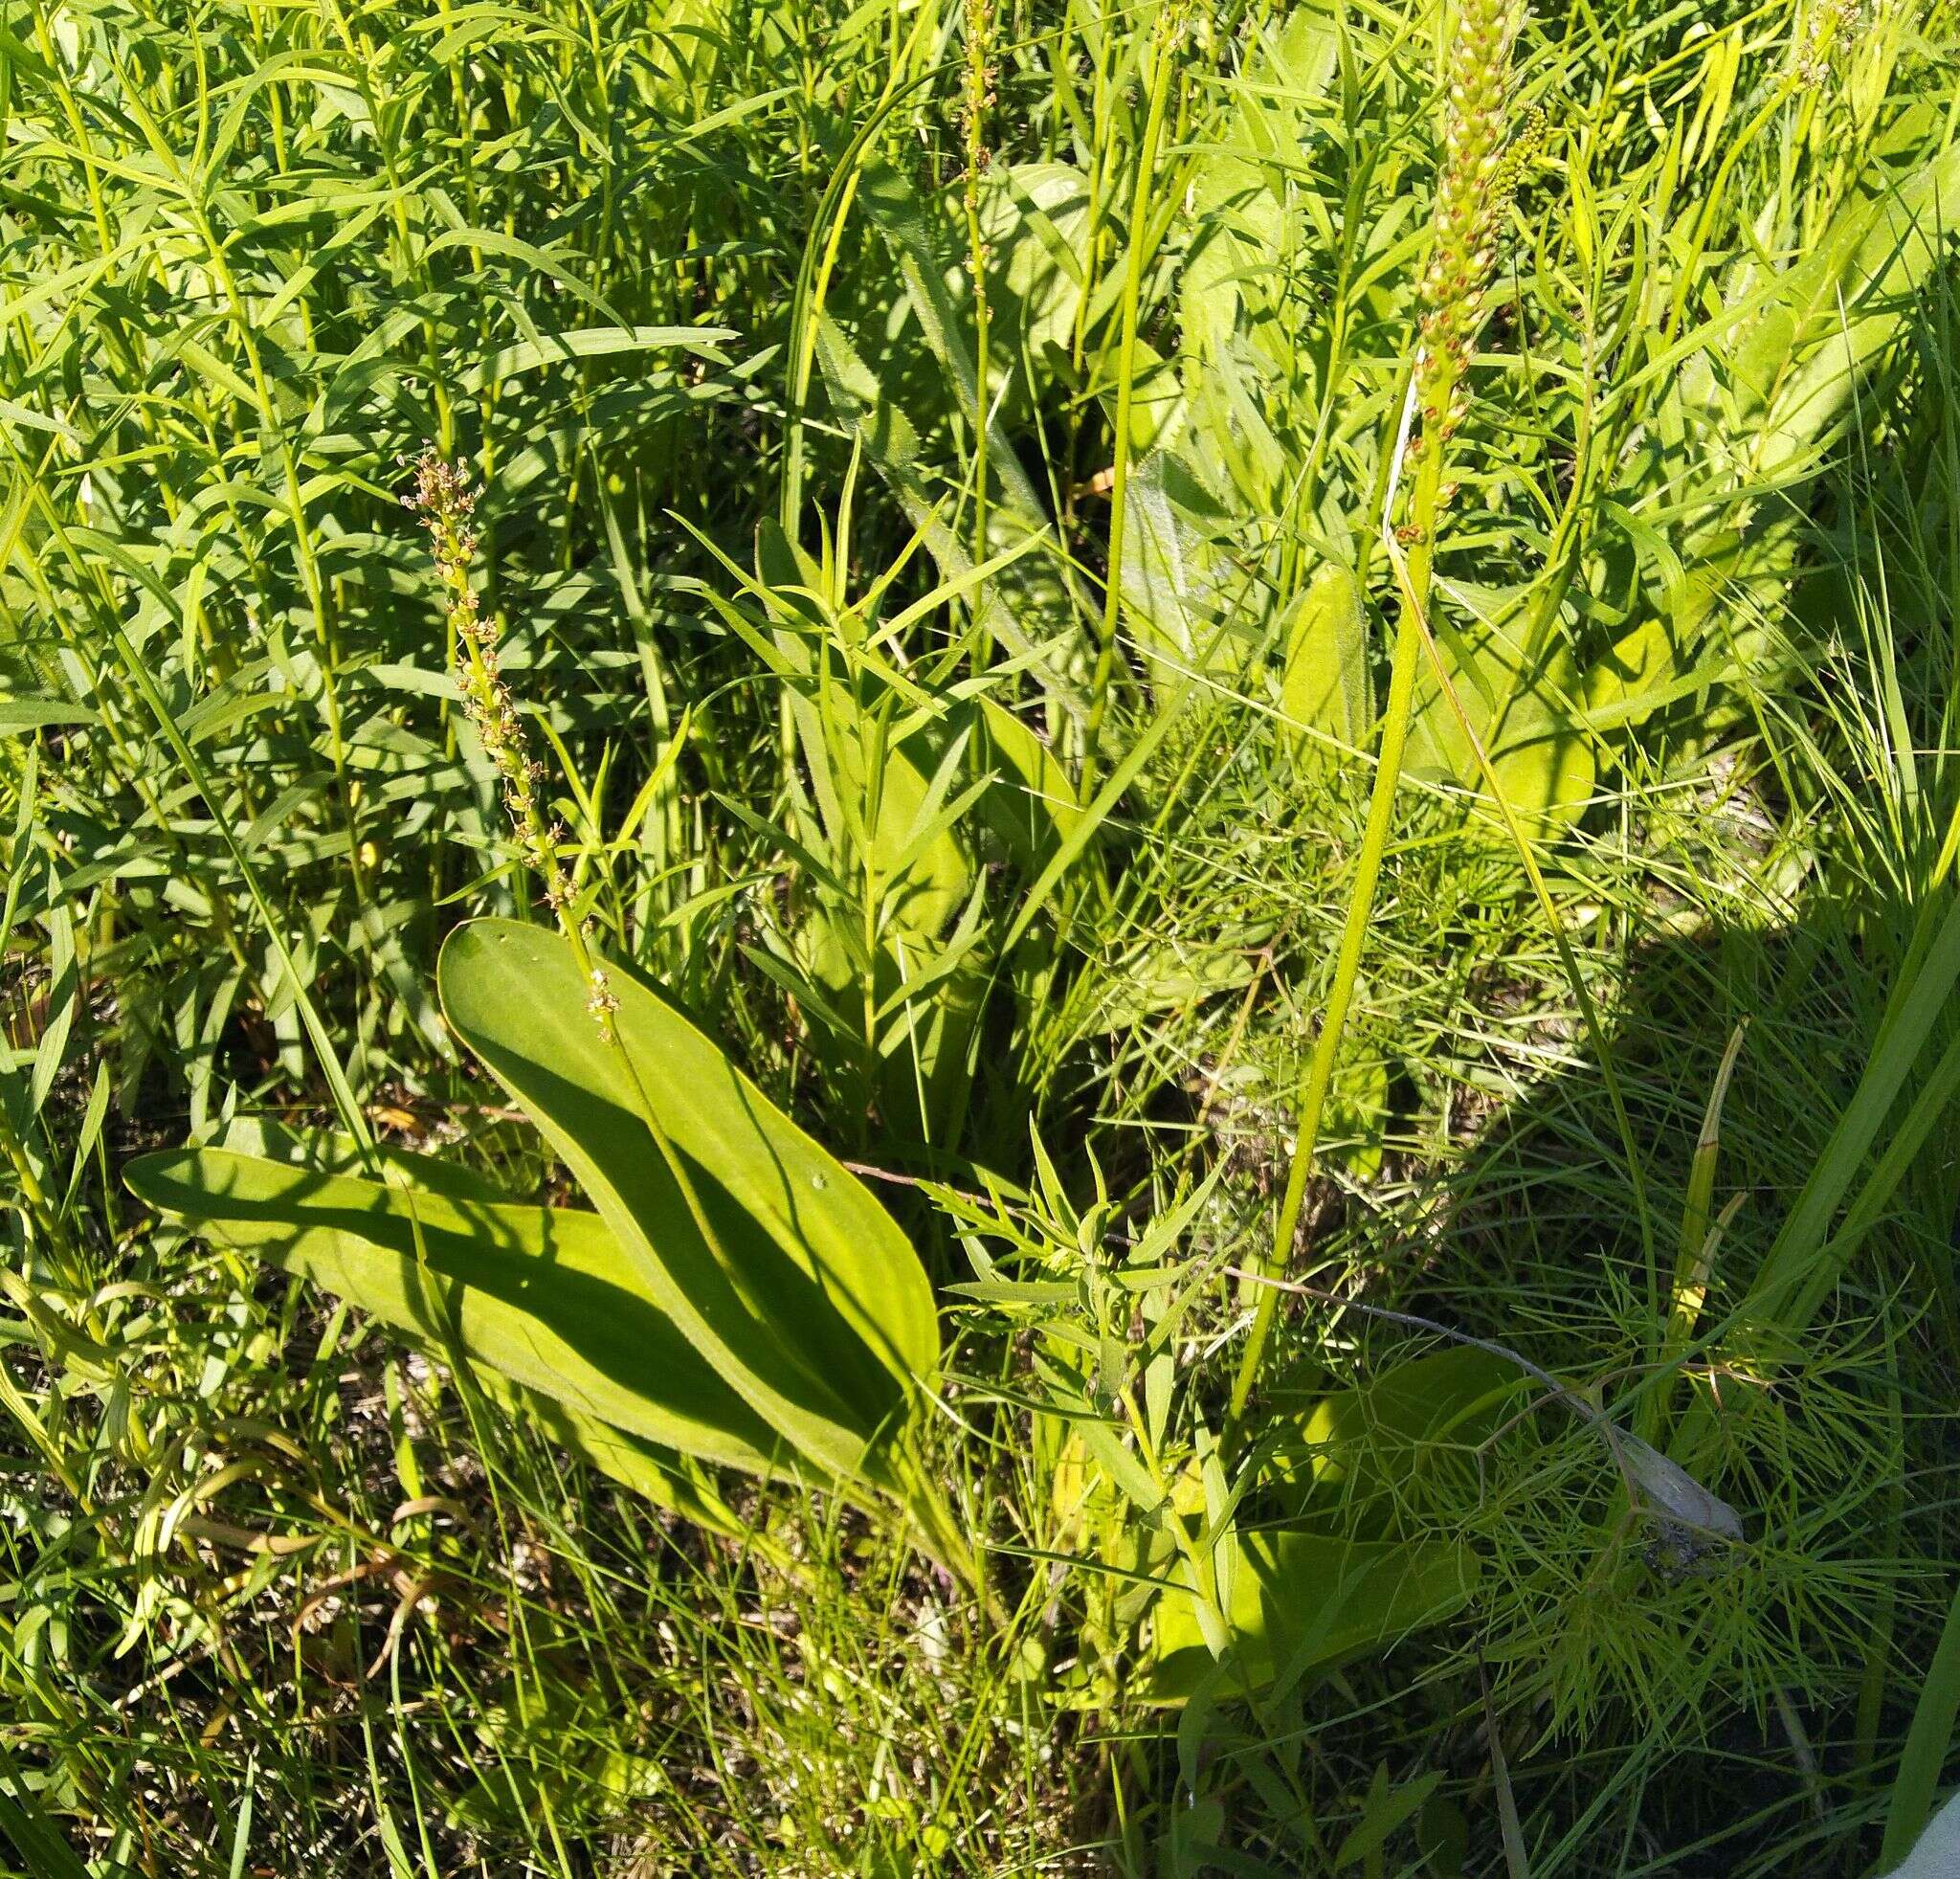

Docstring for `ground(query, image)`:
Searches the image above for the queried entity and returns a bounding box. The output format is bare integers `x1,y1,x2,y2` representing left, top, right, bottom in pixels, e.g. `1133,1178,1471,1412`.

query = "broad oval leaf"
125,1148,791,1479
1406,612,1597,826
1146,1532,1479,1703
437,920,939,1490
1262,1346,1520,1521
1281,562,1371,753
1303,1347,1519,1481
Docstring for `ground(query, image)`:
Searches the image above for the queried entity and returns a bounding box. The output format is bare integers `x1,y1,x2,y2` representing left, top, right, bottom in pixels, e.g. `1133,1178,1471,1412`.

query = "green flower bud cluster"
1414,0,1528,459
958,0,996,174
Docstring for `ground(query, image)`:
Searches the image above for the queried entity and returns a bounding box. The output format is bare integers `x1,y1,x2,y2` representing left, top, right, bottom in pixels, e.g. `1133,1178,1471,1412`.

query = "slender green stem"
1081,11,1177,794
1227,397,1441,1426
962,0,994,580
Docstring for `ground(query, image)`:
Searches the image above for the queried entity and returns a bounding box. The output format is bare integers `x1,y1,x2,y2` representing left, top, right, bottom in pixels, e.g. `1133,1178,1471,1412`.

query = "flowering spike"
1413,2,1538,481
408,448,616,1038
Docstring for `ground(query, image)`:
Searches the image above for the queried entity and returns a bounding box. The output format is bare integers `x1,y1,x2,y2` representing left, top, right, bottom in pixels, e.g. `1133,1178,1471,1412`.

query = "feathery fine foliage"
3,0,1960,1870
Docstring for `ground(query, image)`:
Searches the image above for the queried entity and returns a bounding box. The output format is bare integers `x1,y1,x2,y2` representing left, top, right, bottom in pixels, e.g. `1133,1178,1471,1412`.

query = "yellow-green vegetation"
4,0,1960,1869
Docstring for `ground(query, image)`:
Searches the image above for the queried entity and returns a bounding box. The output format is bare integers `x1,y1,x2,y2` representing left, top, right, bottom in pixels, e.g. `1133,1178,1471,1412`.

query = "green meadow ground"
4,0,1960,1870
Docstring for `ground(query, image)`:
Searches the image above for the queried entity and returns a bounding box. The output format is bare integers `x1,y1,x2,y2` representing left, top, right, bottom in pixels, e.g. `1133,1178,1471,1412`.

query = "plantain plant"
121,438,1491,1691
800,0,1959,829
128,917,977,1582
1137,4,1960,824
112,0,1960,1742
124,457,992,1587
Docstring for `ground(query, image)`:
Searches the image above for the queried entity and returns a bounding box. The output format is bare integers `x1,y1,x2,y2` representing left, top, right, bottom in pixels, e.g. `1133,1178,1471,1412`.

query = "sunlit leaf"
438,920,939,1489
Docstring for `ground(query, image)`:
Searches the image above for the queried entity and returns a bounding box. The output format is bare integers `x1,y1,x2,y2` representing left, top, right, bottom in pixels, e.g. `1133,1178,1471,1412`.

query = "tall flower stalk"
407,450,618,1036
959,0,995,570
1230,0,1529,1424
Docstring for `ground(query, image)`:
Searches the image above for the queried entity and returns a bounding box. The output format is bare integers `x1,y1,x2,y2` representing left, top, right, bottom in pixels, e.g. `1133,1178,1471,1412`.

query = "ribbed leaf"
1147,1532,1478,1702
1406,593,1596,824
125,1149,790,1478
437,920,938,1490
1304,1348,1518,1469
1282,562,1371,753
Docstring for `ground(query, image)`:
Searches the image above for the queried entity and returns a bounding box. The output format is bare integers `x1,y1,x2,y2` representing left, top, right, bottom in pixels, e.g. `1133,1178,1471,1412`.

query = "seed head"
1414,3,1537,456
407,448,615,1040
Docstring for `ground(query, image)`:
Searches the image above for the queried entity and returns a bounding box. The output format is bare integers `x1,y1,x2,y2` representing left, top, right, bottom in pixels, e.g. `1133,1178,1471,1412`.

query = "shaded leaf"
125,1149,791,1478
1146,1532,1478,1701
